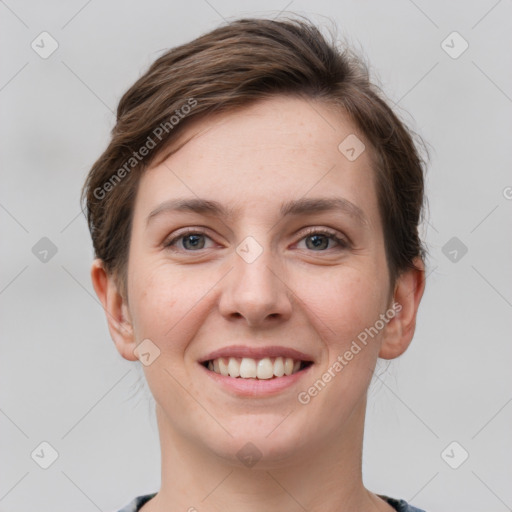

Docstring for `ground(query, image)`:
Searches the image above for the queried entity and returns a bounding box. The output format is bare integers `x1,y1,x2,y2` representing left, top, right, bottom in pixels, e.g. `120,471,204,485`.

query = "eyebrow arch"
146,197,369,227
280,197,368,226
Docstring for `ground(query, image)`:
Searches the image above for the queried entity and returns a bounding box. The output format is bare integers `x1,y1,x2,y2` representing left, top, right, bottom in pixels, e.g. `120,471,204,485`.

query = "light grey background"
1,1,511,511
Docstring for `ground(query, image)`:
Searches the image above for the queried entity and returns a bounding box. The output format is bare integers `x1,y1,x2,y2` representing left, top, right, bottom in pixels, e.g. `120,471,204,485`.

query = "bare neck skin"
140,397,394,512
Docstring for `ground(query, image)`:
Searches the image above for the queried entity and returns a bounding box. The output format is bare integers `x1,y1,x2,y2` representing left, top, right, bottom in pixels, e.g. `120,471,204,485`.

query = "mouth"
198,345,315,396
201,356,313,380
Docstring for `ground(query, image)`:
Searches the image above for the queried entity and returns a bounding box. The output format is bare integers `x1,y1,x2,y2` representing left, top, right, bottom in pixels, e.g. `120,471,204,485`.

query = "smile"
202,356,313,379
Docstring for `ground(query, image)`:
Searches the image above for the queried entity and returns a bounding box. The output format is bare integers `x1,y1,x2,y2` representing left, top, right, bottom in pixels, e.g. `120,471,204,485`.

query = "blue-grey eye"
305,234,330,250
181,234,206,250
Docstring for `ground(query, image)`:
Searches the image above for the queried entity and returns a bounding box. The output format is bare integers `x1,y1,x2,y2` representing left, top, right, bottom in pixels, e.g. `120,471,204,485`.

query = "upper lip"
199,345,315,363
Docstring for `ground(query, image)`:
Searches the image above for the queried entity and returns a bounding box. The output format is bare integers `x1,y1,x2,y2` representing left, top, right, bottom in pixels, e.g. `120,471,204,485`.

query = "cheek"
292,265,386,346
128,262,185,346
292,264,387,402
295,270,386,423
128,259,224,361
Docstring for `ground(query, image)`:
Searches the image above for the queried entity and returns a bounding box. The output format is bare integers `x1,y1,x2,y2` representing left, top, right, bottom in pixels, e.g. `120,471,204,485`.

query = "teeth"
218,358,229,376
257,357,274,379
274,356,285,377
228,358,240,377
240,358,257,378
206,356,307,379
284,357,294,376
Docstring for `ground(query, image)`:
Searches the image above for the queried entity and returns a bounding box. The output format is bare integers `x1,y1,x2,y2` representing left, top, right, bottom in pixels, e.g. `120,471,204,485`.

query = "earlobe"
90,258,138,361
378,258,426,360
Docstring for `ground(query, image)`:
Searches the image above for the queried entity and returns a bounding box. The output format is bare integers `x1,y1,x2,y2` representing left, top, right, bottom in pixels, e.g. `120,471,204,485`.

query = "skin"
91,95,425,512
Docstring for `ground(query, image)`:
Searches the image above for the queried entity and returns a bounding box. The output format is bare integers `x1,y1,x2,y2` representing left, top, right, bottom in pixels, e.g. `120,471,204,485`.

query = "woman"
82,16,428,512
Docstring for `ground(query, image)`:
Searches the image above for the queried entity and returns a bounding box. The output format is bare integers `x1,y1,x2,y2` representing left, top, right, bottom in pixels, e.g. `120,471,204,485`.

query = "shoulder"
115,492,426,512
115,492,157,512
379,494,427,512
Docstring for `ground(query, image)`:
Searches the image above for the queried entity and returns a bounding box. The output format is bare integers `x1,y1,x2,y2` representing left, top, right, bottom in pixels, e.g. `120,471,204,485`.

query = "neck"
143,398,390,512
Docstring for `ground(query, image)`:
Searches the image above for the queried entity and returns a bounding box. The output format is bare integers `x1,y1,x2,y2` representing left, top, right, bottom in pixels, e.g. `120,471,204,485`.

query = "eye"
296,228,349,251
163,229,215,251
163,227,350,253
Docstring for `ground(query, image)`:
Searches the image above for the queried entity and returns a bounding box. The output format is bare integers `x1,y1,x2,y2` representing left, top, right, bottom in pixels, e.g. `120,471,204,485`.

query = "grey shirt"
116,492,427,511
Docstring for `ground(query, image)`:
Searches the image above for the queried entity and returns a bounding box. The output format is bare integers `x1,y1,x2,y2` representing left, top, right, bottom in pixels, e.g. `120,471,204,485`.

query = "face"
111,96,404,466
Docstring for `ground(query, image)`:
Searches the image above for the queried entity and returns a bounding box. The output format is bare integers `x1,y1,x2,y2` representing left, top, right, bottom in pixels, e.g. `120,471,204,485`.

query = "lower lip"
199,363,313,397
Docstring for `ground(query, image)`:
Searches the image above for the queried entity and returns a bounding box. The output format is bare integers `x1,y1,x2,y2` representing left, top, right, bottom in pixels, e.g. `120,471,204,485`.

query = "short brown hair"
81,16,428,299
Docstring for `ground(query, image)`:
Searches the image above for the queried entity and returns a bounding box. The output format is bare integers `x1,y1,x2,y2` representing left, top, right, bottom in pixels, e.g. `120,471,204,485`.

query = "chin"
198,414,314,469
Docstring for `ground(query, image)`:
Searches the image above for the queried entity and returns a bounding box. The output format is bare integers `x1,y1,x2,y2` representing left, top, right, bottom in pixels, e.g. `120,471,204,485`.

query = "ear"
90,258,138,361
379,257,426,360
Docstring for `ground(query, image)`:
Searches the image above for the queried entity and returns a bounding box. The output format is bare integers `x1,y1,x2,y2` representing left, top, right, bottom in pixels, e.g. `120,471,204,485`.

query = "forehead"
135,95,380,230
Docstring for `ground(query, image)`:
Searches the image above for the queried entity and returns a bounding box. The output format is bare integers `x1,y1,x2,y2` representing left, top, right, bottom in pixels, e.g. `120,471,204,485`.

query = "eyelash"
163,227,350,252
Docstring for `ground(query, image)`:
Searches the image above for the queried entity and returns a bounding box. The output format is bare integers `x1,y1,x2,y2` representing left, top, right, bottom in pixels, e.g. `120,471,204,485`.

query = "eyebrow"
146,197,369,227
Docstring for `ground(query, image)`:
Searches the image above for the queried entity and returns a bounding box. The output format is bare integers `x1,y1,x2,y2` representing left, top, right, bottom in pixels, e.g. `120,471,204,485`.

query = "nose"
218,239,293,328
